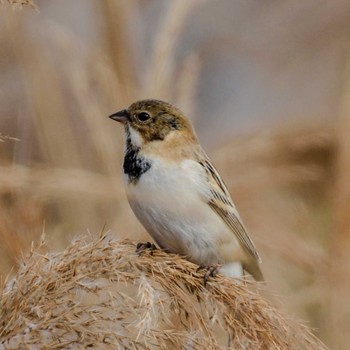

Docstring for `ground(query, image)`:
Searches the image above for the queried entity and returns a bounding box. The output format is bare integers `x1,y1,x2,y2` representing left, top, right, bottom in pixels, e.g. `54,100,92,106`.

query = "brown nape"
126,99,195,143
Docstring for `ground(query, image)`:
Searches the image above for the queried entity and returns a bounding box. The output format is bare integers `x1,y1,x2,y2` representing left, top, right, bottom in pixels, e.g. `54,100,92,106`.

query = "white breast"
125,157,241,266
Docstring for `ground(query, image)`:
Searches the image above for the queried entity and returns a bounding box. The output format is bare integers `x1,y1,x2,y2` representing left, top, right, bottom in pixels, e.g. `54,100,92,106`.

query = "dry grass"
0,134,20,143
2,0,37,10
1,1,349,348
0,233,327,350
325,60,350,350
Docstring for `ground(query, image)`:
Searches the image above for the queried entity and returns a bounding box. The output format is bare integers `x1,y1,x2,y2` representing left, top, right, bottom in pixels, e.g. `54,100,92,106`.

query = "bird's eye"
137,112,151,122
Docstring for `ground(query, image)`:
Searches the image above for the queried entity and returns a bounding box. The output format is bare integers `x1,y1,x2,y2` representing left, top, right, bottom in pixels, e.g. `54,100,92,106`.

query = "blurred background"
1,1,350,348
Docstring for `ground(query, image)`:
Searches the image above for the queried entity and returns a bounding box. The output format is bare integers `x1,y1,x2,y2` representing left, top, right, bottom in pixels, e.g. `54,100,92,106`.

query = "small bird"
109,99,263,281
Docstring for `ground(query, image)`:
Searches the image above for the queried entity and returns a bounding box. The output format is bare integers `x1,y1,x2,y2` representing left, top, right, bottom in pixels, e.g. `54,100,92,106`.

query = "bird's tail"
244,261,264,282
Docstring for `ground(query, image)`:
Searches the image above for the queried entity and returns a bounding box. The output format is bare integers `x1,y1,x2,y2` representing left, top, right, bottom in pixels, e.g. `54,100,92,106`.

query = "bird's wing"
198,158,261,264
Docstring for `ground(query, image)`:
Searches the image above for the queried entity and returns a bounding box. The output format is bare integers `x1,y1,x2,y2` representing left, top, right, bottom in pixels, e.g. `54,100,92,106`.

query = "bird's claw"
136,242,157,255
196,264,208,272
197,264,222,286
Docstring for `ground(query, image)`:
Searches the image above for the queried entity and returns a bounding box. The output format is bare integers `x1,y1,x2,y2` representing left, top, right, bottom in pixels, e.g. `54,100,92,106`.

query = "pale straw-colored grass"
0,134,20,143
2,0,37,10
0,233,327,349
0,1,346,348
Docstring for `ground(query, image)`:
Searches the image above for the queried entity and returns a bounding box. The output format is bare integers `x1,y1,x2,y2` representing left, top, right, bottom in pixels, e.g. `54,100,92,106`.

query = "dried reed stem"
2,0,37,10
144,0,201,100
327,58,350,350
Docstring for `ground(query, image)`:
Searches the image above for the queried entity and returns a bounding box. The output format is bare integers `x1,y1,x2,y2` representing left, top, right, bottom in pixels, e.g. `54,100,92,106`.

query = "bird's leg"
196,264,208,272
197,264,222,286
204,265,222,286
136,242,157,255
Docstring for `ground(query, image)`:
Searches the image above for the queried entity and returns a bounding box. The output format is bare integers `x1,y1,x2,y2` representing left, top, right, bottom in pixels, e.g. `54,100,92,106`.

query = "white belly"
126,158,242,266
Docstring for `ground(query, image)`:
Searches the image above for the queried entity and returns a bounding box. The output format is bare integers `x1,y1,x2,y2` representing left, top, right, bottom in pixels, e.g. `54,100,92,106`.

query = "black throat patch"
123,135,151,183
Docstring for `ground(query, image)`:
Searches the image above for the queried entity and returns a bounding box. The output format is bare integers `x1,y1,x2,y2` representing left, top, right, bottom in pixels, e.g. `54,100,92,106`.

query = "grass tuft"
0,233,327,349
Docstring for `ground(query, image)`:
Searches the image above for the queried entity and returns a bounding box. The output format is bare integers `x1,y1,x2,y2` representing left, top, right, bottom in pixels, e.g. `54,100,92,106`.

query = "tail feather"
244,261,264,281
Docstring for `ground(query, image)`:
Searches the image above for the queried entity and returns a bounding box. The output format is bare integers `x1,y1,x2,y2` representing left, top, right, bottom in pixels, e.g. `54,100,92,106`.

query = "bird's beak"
108,109,130,124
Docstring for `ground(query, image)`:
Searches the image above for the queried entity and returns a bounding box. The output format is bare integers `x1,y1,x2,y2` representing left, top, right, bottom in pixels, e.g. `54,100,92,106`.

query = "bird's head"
109,99,196,148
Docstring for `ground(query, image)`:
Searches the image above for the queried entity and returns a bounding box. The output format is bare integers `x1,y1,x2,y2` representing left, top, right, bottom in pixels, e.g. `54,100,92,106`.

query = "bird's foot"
197,264,222,286
136,242,157,255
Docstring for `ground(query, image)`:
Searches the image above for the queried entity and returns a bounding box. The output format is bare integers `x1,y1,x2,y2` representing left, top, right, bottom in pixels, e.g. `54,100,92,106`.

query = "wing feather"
199,159,261,263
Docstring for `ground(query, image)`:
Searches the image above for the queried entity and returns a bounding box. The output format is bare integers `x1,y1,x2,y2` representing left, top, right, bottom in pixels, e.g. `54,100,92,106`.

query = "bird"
109,99,263,282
